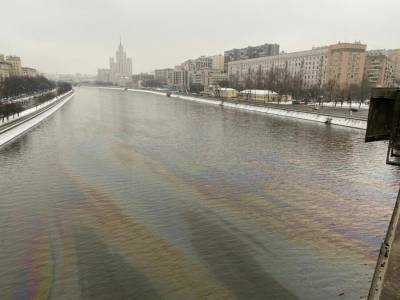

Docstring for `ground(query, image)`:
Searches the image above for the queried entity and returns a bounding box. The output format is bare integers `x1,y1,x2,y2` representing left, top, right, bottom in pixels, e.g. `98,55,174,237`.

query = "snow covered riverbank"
0,91,74,147
170,93,367,129
96,87,368,130
310,101,369,109
1,90,72,126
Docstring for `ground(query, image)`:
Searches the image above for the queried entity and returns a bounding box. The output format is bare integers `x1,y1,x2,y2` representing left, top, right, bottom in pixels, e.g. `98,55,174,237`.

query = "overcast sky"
1,0,399,75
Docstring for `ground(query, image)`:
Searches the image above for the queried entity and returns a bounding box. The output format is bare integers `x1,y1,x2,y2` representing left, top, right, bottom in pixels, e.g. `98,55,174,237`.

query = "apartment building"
182,55,224,72
194,56,213,70
172,67,188,91
154,68,174,86
326,42,367,90
228,46,329,89
228,42,368,91
224,43,280,71
389,49,400,82
365,50,394,87
201,69,228,87
179,54,226,89
210,54,224,71
0,54,38,81
0,61,11,82
22,67,38,77
181,59,196,72
5,56,23,76
189,71,202,86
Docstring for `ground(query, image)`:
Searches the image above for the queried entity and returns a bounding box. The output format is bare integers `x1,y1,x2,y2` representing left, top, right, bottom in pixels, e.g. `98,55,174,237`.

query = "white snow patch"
241,89,278,95
0,92,74,147
310,101,369,109
1,91,72,126
92,87,367,130
223,102,367,129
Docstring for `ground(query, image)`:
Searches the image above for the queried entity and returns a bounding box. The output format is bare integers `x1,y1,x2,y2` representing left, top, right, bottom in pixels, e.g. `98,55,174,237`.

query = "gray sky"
2,0,399,75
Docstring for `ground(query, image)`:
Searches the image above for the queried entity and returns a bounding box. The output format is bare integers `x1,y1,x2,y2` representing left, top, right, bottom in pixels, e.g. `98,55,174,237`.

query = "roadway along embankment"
0,90,74,147
222,101,367,129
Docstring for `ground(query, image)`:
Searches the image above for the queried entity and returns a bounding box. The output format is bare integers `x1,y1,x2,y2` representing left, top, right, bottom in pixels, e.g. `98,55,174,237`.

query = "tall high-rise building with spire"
98,39,132,85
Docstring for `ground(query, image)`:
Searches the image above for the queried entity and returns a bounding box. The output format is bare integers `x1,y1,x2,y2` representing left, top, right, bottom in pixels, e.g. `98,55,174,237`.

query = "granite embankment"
100,87,368,130
0,90,74,147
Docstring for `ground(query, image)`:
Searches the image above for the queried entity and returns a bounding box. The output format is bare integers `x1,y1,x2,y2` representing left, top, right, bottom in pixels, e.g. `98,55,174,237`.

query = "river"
0,87,398,299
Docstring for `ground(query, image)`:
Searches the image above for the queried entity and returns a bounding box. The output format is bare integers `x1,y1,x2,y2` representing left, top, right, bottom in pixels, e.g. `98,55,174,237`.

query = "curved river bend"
0,87,398,299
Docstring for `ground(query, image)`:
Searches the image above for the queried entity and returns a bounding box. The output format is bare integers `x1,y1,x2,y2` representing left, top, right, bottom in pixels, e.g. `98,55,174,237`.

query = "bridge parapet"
365,88,400,300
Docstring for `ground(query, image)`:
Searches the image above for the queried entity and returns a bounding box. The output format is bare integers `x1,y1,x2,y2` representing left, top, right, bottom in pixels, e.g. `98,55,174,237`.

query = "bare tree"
245,67,254,90
255,66,263,89
308,85,322,104
229,73,240,91
347,83,362,108
359,77,371,107
324,80,338,106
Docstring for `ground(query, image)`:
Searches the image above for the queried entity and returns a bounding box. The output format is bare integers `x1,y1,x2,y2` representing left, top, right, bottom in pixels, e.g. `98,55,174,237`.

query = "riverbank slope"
97,87,367,130
0,90,74,147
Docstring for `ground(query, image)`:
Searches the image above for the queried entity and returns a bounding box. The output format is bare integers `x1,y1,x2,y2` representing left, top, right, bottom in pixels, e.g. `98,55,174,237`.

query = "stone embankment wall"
97,87,368,130
0,90,74,147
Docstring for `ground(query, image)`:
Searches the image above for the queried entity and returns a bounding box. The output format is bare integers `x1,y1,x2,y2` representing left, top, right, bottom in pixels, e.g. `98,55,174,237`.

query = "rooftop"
240,89,278,95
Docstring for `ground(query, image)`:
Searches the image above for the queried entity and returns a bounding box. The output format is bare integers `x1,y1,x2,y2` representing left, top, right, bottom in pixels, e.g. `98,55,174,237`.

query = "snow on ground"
240,89,278,95
223,102,367,129
0,90,73,126
95,87,367,130
0,92,74,147
311,101,369,109
264,100,293,105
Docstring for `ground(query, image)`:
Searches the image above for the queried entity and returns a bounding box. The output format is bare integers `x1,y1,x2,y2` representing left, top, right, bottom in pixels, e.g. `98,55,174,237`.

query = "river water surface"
0,87,398,299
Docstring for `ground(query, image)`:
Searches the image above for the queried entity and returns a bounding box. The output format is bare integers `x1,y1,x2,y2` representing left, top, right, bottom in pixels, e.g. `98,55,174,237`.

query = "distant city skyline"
97,41,132,85
1,0,399,74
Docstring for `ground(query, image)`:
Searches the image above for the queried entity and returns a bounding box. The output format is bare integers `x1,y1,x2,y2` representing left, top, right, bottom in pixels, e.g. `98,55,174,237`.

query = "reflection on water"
0,87,398,299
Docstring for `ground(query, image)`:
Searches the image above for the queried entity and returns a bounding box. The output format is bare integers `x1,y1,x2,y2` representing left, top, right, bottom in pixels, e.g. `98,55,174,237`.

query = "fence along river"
0,87,398,299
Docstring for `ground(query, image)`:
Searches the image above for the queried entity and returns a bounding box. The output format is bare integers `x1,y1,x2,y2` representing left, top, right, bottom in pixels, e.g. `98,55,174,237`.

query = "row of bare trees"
228,67,372,104
0,79,73,122
0,76,56,99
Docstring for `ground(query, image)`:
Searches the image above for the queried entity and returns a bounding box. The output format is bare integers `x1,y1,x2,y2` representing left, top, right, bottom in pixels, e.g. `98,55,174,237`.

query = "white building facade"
210,54,224,71
22,67,38,77
0,61,11,82
109,41,132,85
97,41,132,86
0,54,39,80
154,68,174,86
5,56,23,76
228,46,329,89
